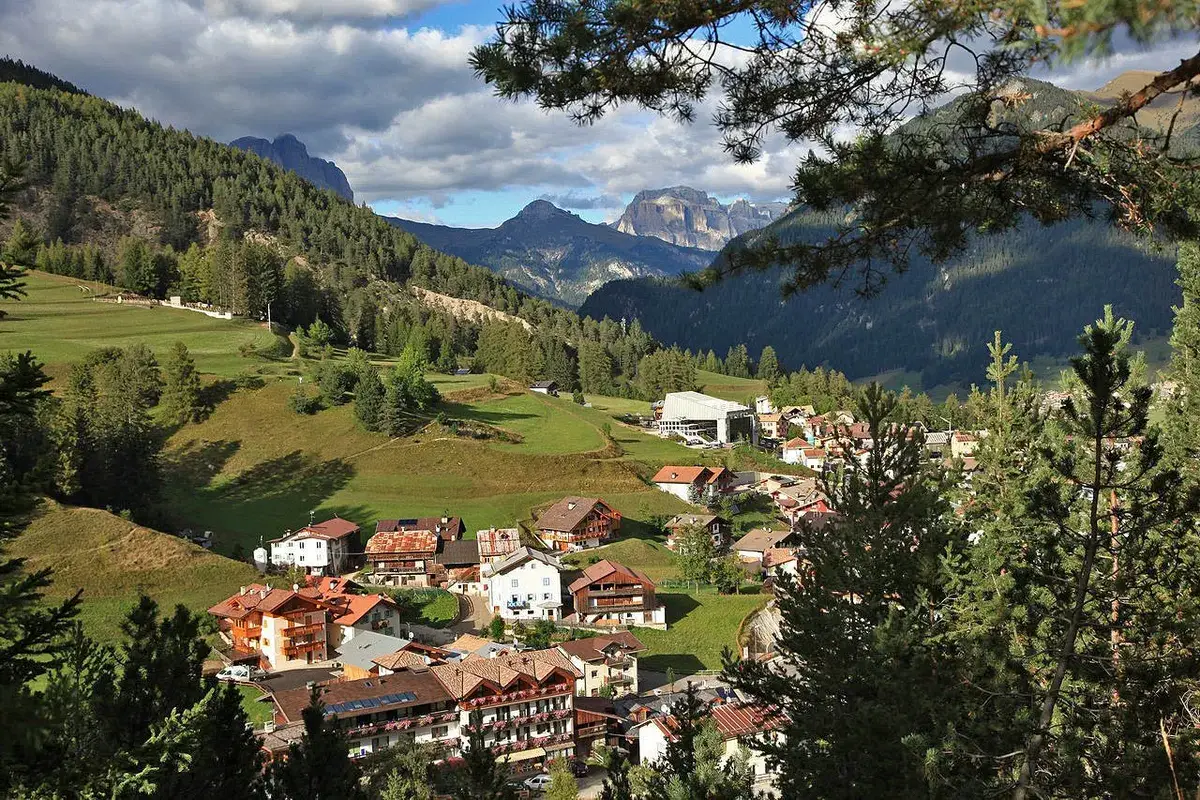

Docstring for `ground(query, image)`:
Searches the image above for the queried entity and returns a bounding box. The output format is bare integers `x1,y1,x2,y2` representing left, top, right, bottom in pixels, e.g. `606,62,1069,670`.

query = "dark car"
569,760,589,778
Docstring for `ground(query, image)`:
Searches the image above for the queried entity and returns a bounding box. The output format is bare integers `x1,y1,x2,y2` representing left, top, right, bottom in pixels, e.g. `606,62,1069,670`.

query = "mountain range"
230,134,354,202
612,186,788,250
386,199,712,307
580,75,1193,390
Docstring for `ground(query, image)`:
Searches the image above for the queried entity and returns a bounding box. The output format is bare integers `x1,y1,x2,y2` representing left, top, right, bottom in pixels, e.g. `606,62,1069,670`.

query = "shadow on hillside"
441,402,539,425
217,451,355,505
620,516,669,544
199,378,240,411
164,439,242,488
659,592,701,622
313,503,374,533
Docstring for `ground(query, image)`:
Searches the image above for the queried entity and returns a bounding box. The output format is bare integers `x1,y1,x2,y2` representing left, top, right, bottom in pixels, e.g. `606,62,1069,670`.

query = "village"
200,386,989,796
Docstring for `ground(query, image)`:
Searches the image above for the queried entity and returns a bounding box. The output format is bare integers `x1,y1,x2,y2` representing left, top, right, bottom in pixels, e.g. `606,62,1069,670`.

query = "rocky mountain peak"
229,133,354,202
613,186,785,250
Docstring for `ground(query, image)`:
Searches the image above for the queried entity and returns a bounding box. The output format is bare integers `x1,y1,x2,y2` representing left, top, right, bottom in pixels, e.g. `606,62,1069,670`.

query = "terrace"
462,683,574,710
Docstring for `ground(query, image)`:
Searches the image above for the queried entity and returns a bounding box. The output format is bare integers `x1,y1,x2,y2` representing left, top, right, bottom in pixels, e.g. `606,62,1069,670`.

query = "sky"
0,0,1195,228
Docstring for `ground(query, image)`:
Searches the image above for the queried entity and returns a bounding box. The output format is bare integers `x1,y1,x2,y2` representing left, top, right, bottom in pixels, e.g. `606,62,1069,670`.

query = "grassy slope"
634,589,769,673
4,273,764,663
2,272,285,378
696,369,766,403
8,501,259,643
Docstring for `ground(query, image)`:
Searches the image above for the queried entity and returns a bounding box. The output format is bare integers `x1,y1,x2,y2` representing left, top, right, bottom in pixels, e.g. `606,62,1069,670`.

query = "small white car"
215,664,265,682
522,773,553,792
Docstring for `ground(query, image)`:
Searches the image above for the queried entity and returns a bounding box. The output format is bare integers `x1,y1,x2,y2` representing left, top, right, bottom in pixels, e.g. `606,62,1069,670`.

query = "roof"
536,496,615,533
661,391,749,415
375,517,465,541
530,380,558,389
446,633,493,655
436,539,481,567
373,649,435,671
429,648,581,701
328,593,397,627
666,513,724,530
557,631,646,664
335,630,413,672
568,560,654,594
762,548,799,569
783,437,808,449
711,703,786,739
207,584,326,621
365,529,439,556
490,546,564,576
651,465,709,485
758,413,782,422
303,516,360,539
477,527,521,558
802,448,826,458
273,671,451,724
259,722,307,754
733,529,792,554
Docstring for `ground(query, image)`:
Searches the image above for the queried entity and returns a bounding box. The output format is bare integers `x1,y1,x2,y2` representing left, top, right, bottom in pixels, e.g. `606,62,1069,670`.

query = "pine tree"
0,162,32,311
756,346,780,382
724,344,750,378
1165,241,1200,481
724,384,959,798
544,758,579,800
268,687,365,800
161,341,203,424
451,709,514,800
354,367,386,432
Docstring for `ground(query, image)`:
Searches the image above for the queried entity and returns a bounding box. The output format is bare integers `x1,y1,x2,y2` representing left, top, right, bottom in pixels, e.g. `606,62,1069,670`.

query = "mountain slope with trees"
388,199,711,306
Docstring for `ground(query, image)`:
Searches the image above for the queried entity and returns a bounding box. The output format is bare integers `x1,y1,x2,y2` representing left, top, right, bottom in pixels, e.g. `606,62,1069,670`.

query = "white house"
488,546,565,621
780,437,807,465
636,702,785,794
658,391,756,445
268,517,360,576
753,396,775,415
651,465,734,504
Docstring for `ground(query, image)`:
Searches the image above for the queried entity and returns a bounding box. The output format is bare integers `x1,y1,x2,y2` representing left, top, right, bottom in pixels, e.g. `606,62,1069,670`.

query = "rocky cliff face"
230,134,354,202
388,199,711,307
613,186,786,250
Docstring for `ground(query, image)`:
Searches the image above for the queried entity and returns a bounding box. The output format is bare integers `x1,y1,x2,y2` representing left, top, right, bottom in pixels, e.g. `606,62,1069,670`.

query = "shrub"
288,385,323,415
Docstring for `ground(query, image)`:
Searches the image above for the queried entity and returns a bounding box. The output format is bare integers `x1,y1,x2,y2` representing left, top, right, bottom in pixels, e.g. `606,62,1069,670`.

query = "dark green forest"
580,207,1178,389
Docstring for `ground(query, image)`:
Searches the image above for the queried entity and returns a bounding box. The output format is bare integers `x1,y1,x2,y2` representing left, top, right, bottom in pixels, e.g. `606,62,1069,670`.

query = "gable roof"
335,630,413,672
762,547,799,569
665,513,725,530
429,648,581,700
436,539,481,567
490,546,564,576
208,584,326,621
373,649,436,671
375,516,465,541
476,527,521,558
783,437,808,450
305,516,360,539
327,593,398,627
651,465,709,485
365,529,439,556
568,559,654,594
557,631,646,663
536,496,615,532
710,702,786,739
273,671,451,724
733,528,793,554
530,380,558,389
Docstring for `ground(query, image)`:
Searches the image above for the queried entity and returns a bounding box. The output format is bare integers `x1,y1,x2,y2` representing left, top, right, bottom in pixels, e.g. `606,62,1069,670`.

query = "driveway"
451,591,491,634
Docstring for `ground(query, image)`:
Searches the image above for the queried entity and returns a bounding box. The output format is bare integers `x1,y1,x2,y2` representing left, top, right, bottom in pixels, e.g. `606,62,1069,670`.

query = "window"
315,540,323,548
590,670,598,678
542,593,550,600
527,593,534,601
298,541,305,549
511,579,519,588
542,576,551,586
432,725,449,738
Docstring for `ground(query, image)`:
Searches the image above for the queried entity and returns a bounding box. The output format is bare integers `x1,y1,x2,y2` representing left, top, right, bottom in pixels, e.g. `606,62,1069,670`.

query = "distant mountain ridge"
387,199,711,306
612,186,788,250
229,134,354,202
580,74,1192,391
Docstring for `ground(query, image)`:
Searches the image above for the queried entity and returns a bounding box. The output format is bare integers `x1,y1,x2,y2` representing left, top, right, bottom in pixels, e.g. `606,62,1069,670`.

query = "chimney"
264,721,276,733
567,502,576,510
441,515,449,524
293,583,299,592
240,586,246,595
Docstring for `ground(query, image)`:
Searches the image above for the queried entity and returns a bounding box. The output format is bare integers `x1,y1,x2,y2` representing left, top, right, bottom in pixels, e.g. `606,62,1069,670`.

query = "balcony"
283,622,324,638
491,731,574,756
506,599,529,610
604,674,633,685
462,683,573,710
345,709,459,738
465,707,571,734
284,640,324,658
369,560,428,573
586,586,645,597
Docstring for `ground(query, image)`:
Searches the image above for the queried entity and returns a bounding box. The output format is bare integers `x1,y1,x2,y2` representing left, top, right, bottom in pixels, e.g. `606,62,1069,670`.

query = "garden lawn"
387,587,459,628
238,684,275,726
633,588,770,673
563,537,681,583
0,271,286,378
8,501,259,645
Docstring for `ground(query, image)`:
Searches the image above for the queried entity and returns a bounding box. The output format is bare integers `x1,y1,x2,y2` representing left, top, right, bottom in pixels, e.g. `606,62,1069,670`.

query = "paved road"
451,591,491,634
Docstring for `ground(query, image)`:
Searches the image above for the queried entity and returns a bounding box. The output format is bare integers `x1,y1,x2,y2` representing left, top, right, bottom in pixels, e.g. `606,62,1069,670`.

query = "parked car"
569,759,589,777
523,773,552,792
215,664,265,682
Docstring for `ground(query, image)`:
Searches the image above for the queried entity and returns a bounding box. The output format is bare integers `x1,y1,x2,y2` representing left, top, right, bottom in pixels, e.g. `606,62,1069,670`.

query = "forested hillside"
580,208,1178,389
0,63,686,397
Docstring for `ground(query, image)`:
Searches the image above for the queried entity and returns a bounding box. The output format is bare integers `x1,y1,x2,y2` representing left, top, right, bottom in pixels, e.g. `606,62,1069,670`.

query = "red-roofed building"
556,631,646,697
365,528,440,587
208,584,331,669
535,497,621,552
636,702,785,791
268,516,361,576
566,560,666,629
651,465,734,504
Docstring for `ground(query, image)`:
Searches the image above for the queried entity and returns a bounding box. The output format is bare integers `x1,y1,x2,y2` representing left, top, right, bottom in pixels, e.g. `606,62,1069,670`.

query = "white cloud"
183,0,453,24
